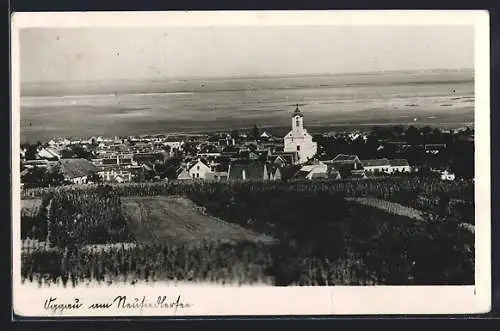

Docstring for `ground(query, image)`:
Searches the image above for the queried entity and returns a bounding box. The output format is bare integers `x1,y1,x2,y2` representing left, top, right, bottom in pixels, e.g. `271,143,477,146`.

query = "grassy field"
121,196,276,245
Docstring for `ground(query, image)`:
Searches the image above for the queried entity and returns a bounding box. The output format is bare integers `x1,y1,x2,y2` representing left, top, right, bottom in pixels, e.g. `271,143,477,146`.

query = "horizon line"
20,67,474,86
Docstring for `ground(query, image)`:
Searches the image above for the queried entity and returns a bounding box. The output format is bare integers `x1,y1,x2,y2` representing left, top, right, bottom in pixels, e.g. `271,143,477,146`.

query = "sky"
20,25,474,83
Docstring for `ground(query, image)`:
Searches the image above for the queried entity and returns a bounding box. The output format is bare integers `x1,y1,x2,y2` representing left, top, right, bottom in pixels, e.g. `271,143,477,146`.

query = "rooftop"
292,104,304,117
332,154,359,162
361,159,390,167
228,162,267,181
389,159,410,167
59,158,98,179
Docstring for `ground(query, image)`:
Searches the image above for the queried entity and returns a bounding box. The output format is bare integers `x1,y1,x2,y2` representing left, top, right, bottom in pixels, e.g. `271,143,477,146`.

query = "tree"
22,143,39,160
21,166,65,188
394,125,405,136
182,142,198,156
61,149,74,159
250,125,260,140
71,145,92,159
230,129,240,139
405,126,421,145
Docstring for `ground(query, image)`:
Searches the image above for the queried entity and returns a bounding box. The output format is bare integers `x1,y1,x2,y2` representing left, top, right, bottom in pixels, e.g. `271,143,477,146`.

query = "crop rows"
345,197,424,220
22,177,474,202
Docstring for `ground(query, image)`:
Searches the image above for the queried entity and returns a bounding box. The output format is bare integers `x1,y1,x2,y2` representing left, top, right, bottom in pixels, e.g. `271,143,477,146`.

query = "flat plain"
20,69,474,142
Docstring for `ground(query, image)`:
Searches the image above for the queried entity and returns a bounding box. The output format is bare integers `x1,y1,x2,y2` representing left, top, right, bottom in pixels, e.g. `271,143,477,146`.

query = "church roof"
292,104,304,117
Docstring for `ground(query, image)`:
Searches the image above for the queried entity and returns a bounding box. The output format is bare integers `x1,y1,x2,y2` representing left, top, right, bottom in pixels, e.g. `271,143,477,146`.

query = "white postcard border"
11,10,491,317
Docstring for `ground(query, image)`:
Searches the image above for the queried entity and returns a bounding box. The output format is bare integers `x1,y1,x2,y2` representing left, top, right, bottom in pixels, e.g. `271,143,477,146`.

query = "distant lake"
20,69,474,143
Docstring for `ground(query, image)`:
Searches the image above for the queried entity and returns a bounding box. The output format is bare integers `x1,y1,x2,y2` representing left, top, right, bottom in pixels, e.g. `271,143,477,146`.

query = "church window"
196,173,200,178
197,165,200,170
296,119,300,127
297,145,300,151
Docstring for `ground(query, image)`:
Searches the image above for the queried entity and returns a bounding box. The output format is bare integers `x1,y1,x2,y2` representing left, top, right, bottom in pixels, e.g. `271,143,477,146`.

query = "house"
199,144,220,154
36,147,61,160
440,170,456,181
388,159,411,173
425,144,447,155
350,169,368,179
188,160,212,180
23,159,52,169
176,168,193,180
283,105,318,164
204,171,228,181
361,159,391,174
324,154,366,179
133,152,164,165
273,151,300,166
326,154,363,170
98,167,133,183
297,160,329,180
59,158,98,184
248,150,269,163
327,166,342,180
222,145,240,156
272,155,288,167
260,131,271,140
227,162,269,181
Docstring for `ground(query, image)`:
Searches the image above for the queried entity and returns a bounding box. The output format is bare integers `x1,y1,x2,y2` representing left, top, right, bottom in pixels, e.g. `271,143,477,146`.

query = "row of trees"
21,166,66,188
314,130,474,179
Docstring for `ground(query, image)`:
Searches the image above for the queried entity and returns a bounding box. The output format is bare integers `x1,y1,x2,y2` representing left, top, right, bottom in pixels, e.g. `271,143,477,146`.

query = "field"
20,178,475,287
20,70,474,142
121,196,275,245
345,197,424,220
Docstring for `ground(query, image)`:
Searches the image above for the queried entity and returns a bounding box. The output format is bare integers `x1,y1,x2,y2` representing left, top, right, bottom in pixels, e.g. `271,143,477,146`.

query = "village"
20,105,473,188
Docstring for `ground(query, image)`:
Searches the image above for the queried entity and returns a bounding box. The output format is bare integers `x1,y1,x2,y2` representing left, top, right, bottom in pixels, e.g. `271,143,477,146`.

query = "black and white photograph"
11,11,490,316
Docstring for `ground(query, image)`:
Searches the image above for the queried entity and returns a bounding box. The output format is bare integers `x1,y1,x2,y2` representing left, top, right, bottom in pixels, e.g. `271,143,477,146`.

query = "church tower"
283,104,318,164
292,104,304,132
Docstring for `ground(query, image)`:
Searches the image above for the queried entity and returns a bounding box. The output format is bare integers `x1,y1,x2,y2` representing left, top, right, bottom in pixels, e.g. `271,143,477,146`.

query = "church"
284,105,317,164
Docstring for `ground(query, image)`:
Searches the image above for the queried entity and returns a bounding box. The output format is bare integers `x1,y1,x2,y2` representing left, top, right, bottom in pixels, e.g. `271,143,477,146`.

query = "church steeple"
292,104,304,131
293,104,304,117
